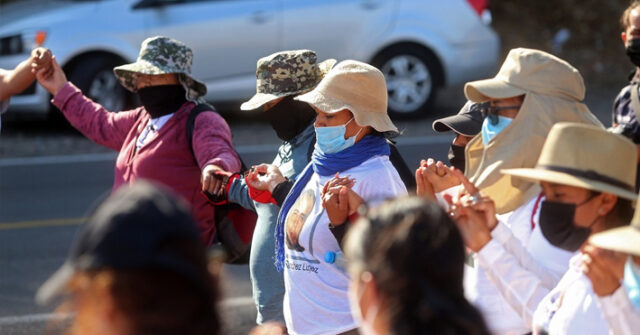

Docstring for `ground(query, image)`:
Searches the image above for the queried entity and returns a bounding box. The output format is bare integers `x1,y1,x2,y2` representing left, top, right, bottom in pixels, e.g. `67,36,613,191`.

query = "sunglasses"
477,102,522,125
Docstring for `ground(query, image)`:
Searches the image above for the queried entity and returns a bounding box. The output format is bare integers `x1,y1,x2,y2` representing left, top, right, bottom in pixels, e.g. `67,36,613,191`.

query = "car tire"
67,56,132,113
372,44,443,119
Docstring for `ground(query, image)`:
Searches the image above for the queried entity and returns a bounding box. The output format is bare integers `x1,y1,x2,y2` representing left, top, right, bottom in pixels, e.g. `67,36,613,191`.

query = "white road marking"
0,135,450,167
0,296,255,325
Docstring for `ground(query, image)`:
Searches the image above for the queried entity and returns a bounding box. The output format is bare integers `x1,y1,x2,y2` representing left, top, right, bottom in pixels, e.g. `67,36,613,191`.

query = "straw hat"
502,122,638,201
465,48,585,102
240,50,336,111
295,60,398,133
589,200,640,256
114,36,207,100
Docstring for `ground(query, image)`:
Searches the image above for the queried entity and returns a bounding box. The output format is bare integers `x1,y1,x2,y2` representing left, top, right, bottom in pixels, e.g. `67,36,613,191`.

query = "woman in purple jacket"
35,36,241,245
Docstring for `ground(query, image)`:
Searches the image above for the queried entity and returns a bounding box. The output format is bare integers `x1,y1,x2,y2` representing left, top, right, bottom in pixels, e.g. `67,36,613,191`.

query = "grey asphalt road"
0,138,450,335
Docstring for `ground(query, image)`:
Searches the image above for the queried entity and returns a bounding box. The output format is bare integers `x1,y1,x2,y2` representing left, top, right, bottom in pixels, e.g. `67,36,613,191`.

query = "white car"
0,0,499,118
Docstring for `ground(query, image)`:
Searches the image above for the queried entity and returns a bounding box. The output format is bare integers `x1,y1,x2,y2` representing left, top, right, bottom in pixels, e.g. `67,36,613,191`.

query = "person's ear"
622,31,628,44
597,193,618,216
359,271,379,315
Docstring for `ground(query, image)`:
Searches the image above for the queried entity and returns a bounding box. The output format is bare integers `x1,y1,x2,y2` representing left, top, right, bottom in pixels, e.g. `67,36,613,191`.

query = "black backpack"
186,103,256,264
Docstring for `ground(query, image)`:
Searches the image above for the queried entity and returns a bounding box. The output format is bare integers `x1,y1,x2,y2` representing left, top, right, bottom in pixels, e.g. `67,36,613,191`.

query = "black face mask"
538,200,595,252
448,144,466,172
137,85,187,119
264,96,316,142
626,39,640,67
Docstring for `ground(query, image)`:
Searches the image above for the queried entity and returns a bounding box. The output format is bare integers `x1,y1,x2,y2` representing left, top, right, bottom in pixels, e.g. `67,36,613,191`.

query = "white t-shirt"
282,155,407,335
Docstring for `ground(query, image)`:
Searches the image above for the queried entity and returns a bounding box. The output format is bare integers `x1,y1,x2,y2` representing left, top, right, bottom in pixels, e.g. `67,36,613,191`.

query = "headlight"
0,30,47,56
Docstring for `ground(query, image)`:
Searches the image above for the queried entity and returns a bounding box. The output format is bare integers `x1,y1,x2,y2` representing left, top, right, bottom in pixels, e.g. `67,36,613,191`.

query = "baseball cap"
432,100,483,136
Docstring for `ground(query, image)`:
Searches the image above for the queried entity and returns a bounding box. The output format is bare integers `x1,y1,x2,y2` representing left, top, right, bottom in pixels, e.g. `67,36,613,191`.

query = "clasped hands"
417,160,499,253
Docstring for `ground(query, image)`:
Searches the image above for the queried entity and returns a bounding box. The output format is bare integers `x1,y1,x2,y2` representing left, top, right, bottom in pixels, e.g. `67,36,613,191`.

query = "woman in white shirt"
449,122,637,335
247,60,407,335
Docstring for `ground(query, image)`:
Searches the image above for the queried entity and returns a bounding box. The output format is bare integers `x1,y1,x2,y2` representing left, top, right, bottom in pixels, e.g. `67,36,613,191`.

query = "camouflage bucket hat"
240,49,336,111
113,36,207,100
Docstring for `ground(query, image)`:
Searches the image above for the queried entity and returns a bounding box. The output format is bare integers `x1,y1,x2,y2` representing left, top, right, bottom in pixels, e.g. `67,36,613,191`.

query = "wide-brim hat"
589,221,640,257
113,36,207,100
432,100,483,136
295,60,398,133
465,48,585,102
240,50,336,111
503,122,638,201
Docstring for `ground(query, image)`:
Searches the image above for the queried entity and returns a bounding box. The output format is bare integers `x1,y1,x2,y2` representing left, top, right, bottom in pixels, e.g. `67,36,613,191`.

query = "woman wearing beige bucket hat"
245,60,407,334
416,48,604,334
34,36,241,246
448,122,637,334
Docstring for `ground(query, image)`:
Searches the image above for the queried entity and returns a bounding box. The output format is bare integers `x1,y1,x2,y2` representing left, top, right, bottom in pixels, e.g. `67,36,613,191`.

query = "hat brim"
35,262,74,306
432,114,482,136
240,58,337,111
502,168,639,201
113,60,207,97
295,89,398,133
589,225,640,256
464,78,527,102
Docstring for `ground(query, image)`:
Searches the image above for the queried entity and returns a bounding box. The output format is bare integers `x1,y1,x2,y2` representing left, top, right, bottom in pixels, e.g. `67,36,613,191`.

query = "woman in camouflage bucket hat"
113,36,207,101
34,36,242,246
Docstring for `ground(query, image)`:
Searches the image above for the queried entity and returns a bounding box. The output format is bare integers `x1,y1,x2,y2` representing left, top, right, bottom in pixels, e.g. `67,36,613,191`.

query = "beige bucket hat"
465,48,585,102
295,60,398,133
589,197,640,256
502,122,638,201
240,50,336,111
113,36,207,100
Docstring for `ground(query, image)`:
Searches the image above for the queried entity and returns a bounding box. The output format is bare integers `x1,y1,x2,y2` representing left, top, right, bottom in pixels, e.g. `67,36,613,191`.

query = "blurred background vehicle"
0,0,499,119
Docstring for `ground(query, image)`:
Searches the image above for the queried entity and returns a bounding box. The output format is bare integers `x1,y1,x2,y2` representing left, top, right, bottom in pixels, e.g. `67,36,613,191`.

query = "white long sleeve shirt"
464,194,574,334
532,255,610,334
597,285,640,335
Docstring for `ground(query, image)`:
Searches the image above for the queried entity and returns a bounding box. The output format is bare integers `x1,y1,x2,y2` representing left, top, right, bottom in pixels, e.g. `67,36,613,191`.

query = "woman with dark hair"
343,196,490,335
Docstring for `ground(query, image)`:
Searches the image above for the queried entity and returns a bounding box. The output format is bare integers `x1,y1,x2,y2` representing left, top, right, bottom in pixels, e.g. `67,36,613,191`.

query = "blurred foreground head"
37,180,221,335
344,197,490,335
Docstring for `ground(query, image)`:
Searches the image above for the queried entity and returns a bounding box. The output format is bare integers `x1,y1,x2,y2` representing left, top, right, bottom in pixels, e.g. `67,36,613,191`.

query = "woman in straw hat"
583,201,640,335
246,60,407,335
34,36,241,246
448,122,637,335
417,48,603,334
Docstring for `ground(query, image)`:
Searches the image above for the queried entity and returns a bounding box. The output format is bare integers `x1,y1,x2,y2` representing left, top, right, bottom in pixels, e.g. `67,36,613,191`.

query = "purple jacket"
52,82,241,245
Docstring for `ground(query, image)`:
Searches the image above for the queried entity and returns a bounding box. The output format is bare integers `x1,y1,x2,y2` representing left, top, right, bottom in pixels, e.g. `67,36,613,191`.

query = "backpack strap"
630,83,640,122
186,103,247,172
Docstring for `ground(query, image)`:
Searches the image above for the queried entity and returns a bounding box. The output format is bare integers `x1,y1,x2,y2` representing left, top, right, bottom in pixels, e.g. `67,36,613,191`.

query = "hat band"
539,165,635,192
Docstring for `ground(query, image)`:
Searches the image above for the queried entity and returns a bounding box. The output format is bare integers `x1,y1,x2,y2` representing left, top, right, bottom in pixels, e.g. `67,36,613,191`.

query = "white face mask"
348,272,380,335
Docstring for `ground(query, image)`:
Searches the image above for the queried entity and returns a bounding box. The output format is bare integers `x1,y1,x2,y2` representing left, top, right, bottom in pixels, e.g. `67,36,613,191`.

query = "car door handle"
251,10,270,24
360,0,381,10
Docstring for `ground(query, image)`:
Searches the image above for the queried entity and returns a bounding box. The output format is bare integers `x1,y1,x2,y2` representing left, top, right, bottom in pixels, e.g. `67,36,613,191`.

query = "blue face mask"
623,256,640,312
315,118,362,154
481,115,513,146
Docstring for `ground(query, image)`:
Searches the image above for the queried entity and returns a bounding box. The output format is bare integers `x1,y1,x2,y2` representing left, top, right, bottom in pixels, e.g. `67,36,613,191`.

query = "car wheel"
372,45,443,119
68,56,131,112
